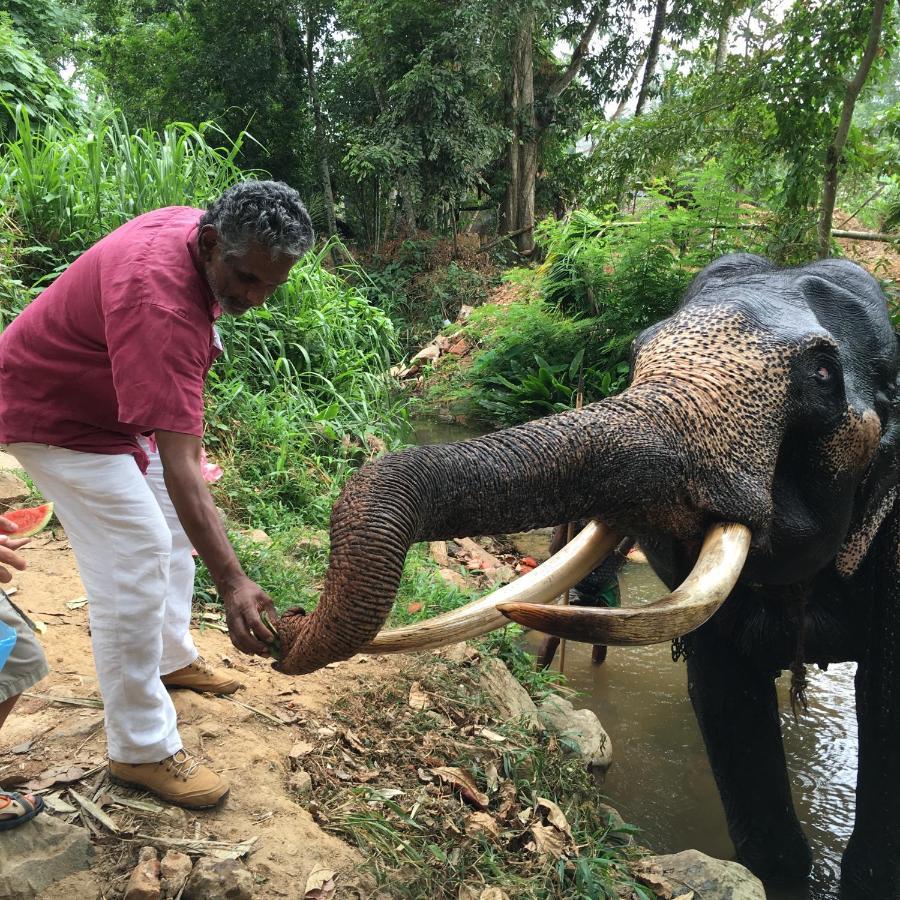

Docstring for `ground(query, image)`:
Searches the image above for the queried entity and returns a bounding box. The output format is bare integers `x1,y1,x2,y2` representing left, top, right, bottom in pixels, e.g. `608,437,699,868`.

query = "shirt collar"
186,220,223,322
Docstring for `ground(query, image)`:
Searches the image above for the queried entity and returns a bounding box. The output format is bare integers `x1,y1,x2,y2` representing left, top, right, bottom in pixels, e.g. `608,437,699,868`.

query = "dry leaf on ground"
432,766,489,809
465,811,502,839
304,865,336,899
536,797,572,836
408,681,430,710
527,822,568,859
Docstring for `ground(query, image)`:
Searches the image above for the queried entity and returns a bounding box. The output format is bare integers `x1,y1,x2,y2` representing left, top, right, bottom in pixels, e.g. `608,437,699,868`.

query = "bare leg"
0,693,19,731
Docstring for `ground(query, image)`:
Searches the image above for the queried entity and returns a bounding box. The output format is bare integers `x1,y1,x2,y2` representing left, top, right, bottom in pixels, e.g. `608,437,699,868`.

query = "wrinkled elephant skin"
275,254,900,898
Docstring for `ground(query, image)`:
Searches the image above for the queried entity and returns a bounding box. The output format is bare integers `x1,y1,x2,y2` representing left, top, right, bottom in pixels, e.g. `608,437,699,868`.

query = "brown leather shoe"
109,749,229,809
161,657,242,695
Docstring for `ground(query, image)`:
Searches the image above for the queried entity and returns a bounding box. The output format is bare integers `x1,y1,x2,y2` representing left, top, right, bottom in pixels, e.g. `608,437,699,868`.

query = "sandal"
0,791,44,831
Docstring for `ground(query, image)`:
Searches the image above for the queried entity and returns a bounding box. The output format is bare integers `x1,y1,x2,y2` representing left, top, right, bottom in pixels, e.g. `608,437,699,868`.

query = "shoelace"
165,749,200,780
191,657,215,676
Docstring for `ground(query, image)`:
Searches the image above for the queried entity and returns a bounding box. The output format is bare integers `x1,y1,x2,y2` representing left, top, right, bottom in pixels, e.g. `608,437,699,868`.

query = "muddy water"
407,416,857,898
526,563,858,900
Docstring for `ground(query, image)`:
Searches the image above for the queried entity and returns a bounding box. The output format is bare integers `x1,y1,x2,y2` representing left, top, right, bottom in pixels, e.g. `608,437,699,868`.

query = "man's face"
199,226,297,316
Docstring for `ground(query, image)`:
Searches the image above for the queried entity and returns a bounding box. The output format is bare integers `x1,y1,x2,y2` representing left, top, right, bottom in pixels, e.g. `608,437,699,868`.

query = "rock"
123,846,161,900
247,528,271,545
429,540,450,567
637,849,765,899
159,850,193,899
411,343,441,363
597,803,633,844
182,858,253,900
0,449,22,471
0,815,93,899
438,568,468,590
289,769,313,797
479,890,510,900
448,338,470,356
477,658,542,729
438,642,479,664
538,694,613,771
0,471,29,505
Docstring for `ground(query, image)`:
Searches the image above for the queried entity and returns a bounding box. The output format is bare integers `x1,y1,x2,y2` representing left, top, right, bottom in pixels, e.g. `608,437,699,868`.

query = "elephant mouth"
363,521,751,652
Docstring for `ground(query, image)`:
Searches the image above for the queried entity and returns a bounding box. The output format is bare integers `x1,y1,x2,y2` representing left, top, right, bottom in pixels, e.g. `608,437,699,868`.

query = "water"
527,563,857,900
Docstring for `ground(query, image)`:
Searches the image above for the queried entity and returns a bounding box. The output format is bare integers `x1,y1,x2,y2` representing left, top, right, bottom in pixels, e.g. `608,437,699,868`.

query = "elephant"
273,253,900,898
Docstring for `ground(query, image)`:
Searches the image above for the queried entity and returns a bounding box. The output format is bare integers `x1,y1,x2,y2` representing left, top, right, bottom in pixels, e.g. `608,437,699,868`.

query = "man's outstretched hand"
221,577,278,655
0,515,29,584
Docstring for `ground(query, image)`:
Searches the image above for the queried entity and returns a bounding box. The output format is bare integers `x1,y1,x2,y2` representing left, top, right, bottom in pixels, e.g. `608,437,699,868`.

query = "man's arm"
154,430,276,655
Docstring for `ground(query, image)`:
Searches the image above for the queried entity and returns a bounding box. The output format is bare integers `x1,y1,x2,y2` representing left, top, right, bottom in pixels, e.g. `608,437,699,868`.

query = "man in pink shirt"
0,180,313,808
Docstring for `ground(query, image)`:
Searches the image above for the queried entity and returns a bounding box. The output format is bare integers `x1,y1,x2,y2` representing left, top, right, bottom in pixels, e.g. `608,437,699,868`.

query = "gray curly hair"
200,180,314,260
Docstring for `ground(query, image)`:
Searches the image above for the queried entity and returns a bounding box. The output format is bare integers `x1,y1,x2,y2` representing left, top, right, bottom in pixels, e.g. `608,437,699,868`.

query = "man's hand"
0,515,29,584
220,578,278,655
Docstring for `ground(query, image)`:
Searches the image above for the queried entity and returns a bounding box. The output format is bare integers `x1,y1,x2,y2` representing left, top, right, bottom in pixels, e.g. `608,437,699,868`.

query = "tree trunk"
817,0,888,258
611,48,648,121
516,8,537,255
634,0,667,117
502,4,603,253
305,7,340,252
714,0,733,73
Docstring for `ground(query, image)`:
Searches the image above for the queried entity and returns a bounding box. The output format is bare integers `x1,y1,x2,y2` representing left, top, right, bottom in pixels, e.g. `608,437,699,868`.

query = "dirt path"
0,464,403,897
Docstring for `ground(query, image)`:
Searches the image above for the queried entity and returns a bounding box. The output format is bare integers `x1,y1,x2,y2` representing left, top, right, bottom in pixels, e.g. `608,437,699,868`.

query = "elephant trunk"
274,395,677,674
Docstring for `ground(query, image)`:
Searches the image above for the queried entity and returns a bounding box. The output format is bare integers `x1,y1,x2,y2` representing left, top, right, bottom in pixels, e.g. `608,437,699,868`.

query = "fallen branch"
478,225,534,254
832,229,900,243
24,692,104,709
133,833,258,860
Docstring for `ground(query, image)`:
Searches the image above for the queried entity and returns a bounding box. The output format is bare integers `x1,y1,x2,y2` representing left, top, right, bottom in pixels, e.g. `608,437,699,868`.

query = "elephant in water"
274,253,900,898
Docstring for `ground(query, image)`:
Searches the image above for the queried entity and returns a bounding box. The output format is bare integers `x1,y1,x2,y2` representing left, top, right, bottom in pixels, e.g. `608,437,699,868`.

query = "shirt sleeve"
104,303,210,435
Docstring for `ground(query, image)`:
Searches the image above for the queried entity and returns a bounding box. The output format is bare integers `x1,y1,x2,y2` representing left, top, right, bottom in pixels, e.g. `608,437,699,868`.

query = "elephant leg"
687,629,811,882
536,634,560,669
841,514,900,897
591,644,608,665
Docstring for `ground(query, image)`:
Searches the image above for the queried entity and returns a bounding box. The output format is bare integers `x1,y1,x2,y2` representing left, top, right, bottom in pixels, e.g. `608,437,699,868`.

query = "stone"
289,770,313,797
597,803,633,844
538,694,613,771
411,343,441,363
182,858,254,900
477,658,542,729
0,449,22,471
438,568,468,590
479,889,510,900
159,850,193,899
637,849,765,899
0,815,93,899
247,528,271,545
0,471,29,505
448,338,470,356
123,846,161,900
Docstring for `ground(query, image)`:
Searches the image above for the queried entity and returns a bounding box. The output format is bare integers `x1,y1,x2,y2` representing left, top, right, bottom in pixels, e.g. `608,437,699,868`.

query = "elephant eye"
815,365,832,381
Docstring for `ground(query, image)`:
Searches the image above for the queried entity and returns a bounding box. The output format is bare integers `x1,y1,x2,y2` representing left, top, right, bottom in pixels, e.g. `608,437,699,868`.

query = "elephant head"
274,253,900,897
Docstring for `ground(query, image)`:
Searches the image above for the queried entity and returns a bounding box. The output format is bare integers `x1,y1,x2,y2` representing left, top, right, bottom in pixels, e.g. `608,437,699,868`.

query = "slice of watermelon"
2,502,54,538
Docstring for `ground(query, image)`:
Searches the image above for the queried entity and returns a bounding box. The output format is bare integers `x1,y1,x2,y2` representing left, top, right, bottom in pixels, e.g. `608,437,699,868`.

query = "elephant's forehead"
633,305,794,379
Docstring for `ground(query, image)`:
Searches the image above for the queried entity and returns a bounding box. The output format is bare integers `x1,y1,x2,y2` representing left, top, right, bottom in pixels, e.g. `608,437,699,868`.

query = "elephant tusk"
498,522,751,646
361,519,621,653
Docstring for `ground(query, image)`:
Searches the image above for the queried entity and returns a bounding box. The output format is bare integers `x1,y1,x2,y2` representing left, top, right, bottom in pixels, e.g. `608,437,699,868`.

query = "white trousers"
8,440,198,763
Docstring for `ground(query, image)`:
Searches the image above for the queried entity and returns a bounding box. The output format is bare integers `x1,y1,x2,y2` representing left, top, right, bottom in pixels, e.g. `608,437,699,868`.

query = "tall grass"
0,104,248,287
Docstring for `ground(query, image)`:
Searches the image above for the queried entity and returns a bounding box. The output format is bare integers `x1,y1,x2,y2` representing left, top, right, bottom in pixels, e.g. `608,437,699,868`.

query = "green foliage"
361,239,493,353
79,0,314,189
0,14,80,137
446,166,764,426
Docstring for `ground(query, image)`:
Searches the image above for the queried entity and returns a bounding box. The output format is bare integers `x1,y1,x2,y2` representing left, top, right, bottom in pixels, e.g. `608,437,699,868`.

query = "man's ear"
198,225,219,260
